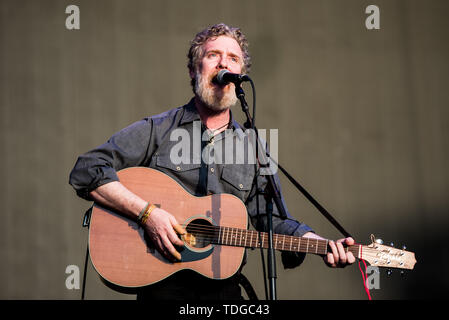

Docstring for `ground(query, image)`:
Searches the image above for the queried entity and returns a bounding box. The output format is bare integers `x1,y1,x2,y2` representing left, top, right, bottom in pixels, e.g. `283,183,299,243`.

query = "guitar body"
88,167,417,290
88,167,248,288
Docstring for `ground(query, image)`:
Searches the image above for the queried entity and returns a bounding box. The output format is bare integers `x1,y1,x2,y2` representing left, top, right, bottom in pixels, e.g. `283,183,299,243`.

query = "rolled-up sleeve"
69,118,154,200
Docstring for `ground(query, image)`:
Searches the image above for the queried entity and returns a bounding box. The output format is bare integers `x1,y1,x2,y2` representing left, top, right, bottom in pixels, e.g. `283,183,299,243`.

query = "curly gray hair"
187,23,251,89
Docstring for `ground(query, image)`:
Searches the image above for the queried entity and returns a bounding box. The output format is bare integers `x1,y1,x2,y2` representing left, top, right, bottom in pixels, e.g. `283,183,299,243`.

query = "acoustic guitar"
88,167,417,288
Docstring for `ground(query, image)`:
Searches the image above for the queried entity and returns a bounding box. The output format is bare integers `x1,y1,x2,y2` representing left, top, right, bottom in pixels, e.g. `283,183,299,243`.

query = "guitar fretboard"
191,225,360,257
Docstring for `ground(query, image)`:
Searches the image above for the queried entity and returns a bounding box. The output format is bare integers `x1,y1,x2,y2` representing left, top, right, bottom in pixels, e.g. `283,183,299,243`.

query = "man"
69,23,355,300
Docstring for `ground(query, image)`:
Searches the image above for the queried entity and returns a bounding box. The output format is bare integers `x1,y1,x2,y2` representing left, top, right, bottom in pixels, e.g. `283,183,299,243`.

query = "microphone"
214,69,250,85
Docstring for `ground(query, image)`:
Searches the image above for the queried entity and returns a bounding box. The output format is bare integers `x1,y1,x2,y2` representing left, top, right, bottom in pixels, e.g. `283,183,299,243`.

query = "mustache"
210,72,221,85
195,71,232,89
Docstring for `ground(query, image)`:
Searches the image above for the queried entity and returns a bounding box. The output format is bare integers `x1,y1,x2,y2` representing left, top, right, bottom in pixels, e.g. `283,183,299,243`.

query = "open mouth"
210,75,223,86
210,74,230,89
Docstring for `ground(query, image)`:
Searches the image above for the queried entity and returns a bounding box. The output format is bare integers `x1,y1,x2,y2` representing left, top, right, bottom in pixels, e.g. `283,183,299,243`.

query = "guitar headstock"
359,235,417,270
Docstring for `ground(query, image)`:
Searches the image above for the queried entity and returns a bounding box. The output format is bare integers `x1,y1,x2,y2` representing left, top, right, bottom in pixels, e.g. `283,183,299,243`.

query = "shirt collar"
179,97,245,140
179,98,201,125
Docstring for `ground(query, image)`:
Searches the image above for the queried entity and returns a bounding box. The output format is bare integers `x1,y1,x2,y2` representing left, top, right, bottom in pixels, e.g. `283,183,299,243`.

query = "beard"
194,71,238,112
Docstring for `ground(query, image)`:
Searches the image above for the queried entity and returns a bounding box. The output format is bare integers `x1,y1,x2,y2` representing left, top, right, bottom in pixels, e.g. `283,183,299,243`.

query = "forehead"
202,35,243,57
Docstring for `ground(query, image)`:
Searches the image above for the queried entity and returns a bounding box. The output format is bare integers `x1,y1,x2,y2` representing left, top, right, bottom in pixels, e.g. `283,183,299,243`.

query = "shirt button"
239,184,244,189
210,168,215,173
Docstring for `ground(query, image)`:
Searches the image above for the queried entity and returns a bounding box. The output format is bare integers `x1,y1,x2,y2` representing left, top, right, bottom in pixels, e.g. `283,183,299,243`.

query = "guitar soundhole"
184,218,214,249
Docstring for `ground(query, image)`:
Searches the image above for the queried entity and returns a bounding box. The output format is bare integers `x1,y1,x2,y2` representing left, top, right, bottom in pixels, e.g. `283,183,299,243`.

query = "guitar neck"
209,226,360,258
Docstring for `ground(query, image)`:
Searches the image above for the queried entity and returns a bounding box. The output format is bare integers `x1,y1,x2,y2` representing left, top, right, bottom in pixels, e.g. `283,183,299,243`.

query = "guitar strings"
180,232,399,262
180,227,410,268
184,223,402,252
181,223,409,258
184,223,334,249
181,224,398,258
181,223,343,253
180,232,403,265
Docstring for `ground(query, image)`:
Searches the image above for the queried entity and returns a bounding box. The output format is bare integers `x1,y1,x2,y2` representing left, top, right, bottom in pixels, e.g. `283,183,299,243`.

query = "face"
192,36,244,112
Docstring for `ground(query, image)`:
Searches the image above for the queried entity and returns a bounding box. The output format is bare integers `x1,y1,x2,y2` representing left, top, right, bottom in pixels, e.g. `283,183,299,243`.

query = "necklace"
206,121,230,133
204,121,231,145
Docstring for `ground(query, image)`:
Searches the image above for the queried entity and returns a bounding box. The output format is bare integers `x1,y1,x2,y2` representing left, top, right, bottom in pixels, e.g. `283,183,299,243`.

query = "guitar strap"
237,273,259,301
81,206,92,300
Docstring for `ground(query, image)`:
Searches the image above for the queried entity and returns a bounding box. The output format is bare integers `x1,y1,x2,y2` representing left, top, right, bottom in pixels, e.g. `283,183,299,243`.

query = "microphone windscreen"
215,69,230,85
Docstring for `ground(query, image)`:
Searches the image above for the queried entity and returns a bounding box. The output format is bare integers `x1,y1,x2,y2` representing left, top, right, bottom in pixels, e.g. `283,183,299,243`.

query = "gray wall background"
1,0,448,299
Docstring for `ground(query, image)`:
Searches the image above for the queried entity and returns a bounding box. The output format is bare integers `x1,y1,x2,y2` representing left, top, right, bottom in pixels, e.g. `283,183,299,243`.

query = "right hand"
143,207,186,261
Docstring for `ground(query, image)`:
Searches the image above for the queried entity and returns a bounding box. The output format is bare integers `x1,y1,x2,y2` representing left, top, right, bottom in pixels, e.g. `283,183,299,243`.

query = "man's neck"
194,96,230,134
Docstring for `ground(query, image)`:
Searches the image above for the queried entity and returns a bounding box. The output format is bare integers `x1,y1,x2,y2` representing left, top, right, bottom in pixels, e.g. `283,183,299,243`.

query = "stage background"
1,0,448,299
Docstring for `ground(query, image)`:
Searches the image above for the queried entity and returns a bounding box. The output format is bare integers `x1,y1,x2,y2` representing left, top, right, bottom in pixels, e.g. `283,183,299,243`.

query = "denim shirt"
69,98,314,268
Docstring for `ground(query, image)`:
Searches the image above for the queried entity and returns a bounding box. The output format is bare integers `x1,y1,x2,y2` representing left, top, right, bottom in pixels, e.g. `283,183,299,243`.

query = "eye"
229,56,241,65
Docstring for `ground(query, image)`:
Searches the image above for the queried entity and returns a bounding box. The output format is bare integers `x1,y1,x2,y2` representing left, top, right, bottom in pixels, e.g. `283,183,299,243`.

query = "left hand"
324,237,356,268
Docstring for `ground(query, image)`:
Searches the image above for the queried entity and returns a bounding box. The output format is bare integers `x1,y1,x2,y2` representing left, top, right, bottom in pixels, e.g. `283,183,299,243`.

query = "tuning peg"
375,238,384,245
400,270,406,278
402,245,407,250
389,242,394,247
387,269,393,276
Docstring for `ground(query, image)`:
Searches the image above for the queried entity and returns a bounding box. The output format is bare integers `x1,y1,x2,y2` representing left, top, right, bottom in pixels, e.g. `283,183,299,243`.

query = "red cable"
357,244,372,300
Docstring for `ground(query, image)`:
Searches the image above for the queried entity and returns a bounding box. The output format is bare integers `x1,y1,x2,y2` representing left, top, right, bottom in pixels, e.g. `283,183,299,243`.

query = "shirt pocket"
155,154,201,172
156,155,201,172
221,164,255,199
154,154,202,194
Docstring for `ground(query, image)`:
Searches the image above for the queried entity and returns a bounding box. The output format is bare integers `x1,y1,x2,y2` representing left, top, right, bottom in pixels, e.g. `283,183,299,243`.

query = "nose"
217,55,228,69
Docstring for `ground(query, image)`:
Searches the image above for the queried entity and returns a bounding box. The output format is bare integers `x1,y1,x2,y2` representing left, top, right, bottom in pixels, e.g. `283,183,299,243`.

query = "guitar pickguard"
180,244,214,262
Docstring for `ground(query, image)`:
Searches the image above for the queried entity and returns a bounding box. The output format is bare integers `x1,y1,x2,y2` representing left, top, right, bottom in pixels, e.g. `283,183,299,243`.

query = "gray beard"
194,72,237,112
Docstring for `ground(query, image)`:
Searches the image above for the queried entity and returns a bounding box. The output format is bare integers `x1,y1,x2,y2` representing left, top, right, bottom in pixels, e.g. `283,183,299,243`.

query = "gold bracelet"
137,202,150,222
140,204,156,225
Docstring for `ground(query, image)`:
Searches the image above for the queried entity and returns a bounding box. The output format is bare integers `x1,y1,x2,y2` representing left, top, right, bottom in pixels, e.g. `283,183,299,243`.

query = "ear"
190,60,204,79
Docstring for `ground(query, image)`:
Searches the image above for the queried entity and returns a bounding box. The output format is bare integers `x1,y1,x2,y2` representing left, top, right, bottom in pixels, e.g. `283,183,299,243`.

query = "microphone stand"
235,81,287,300
234,76,352,300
